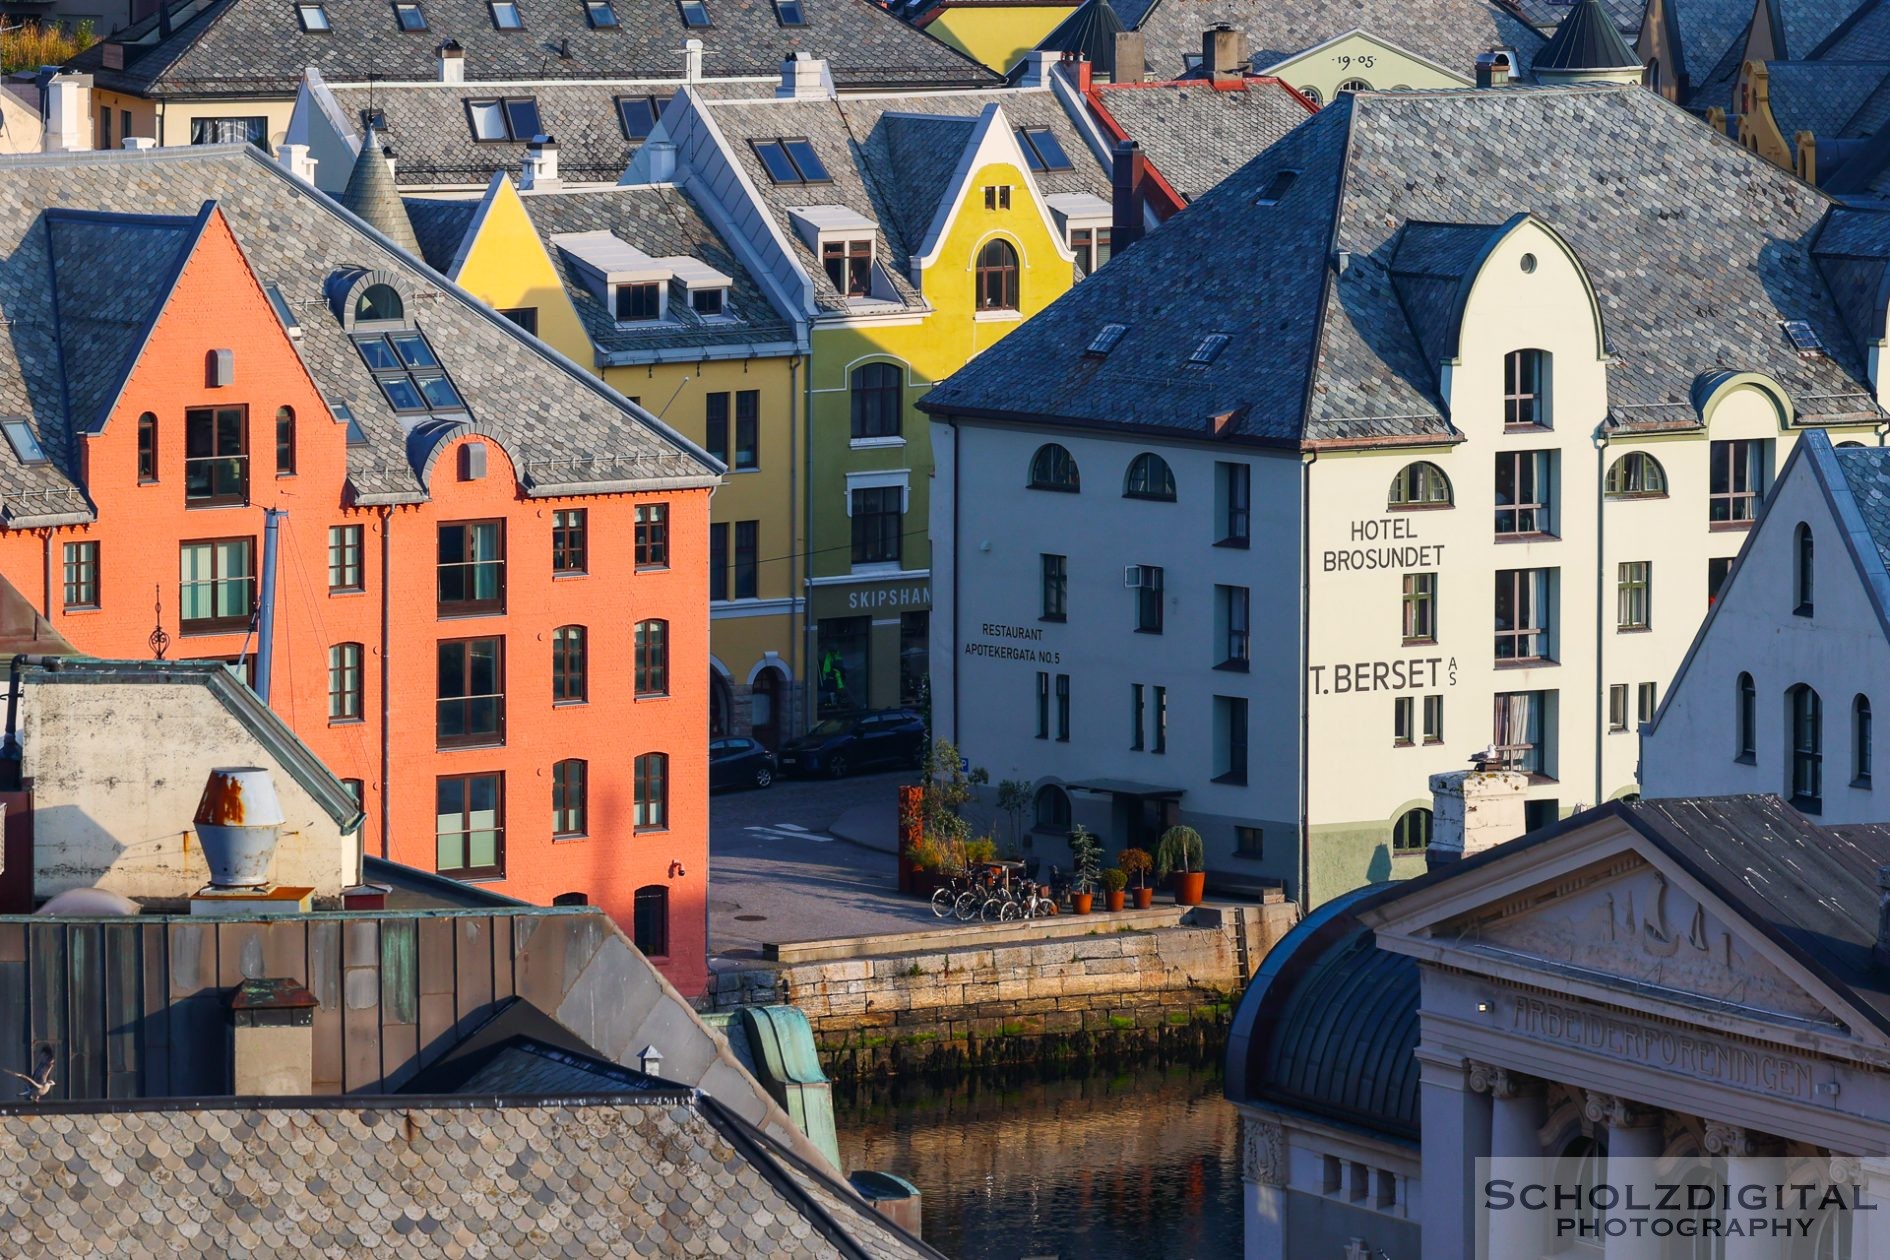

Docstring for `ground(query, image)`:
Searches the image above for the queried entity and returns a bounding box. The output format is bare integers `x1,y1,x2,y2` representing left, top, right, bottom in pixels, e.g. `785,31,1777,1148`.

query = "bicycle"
929,866,977,919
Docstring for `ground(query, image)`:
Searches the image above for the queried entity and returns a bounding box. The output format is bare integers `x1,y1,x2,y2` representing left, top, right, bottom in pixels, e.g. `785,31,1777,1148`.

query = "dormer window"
585,0,617,24
489,0,524,27
297,2,331,30
355,331,464,413
354,282,404,324
823,239,872,298
751,138,830,184
467,97,541,142
690,287,726,317
678,0,710,25
393,0,427,28
616,282,662,322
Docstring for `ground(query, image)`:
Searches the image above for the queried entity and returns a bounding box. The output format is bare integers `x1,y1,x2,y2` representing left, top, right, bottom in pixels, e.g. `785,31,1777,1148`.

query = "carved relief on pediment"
1460,863,1833,1023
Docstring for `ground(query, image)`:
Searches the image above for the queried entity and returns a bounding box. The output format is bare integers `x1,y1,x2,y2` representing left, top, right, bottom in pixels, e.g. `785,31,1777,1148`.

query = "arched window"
275,406,296,476
1298,85,1322,106
553,758,587,837
137,411,159,483
1028,443,1080,492
1387,461,1451,509
1123,453,1176,501
552,892,589,906
1795,523,1814,616
1603,452,1666,498
632,884,669,957
1856,695,1873,787
1788,684,1823,812
1033,784,1070,832
635,618,668,696
354,282,404,324
1336,78,1371,93
634,752,668,831
975,238,1019,311
1391,807,1432,852
849,361,902,439
1504,349,1549,428
1736,672,1756,761
552,625,587,703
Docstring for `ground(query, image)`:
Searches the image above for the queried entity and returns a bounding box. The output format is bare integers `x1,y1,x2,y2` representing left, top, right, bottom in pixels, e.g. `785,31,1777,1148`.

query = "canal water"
832,1055,1242,1260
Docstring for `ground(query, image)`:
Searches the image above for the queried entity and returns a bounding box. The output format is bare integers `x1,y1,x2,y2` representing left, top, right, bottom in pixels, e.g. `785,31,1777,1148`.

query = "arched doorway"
752,665,784,750
710,670,733,738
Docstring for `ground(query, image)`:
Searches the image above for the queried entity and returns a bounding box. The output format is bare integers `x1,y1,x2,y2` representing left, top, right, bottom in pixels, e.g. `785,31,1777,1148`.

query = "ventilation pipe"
193,767,285,889
254,508,284,703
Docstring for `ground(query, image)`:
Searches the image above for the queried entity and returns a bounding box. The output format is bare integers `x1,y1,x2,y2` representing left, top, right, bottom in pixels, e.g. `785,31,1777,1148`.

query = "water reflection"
833,1058,1242,1260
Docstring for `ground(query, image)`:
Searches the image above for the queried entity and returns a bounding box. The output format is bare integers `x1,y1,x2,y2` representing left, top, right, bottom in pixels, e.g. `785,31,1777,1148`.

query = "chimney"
42,72,92,153
1014,48,1055,88
121,135,157,151
1112,30,1144,83
521,134,561,190
1875,866,1890,974
193,767,284,889
684,37,704,83
1475,51,1511,88
776,51,833,99
1426,766,1529,869
1071,55,1093,94
438,38,464,83
1202,24,1244,84
157,0,171,37
644,138,678,182
275,141,318,182
230,978,318,1096
1110,139,1145,255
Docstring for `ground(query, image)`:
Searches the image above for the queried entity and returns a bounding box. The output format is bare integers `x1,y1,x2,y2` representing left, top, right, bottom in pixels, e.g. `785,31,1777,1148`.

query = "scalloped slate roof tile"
1088,77,1314,201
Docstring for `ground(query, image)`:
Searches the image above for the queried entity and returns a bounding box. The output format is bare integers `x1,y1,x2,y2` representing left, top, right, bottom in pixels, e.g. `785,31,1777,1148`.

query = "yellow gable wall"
925,5,1079,74
450,180,593,364
1266,32,1469,106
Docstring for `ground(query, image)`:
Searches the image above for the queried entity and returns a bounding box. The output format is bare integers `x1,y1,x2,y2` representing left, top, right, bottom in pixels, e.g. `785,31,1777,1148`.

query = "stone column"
1420,1051,1493,1260
1241,1113,1287,1260
1587,1093,1663,1260
1840,1155,1890,1260
1475,1063,1548,1260
1704,1122,1784,1260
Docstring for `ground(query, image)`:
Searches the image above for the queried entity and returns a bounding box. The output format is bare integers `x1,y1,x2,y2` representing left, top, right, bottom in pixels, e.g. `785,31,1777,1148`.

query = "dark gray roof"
1820,0,1890,59
1659,0,1756,89
1036,0,1127,71
340,127,423,253
922,86,1886,447
1769,60,1890,144
0,144,717,510
68,0,997,97
1778,0,1875,57
1535,0,1639,70
1511,0,1642,35
1088,76,1313,201
1130,0,1547,82
1831,439,1890,573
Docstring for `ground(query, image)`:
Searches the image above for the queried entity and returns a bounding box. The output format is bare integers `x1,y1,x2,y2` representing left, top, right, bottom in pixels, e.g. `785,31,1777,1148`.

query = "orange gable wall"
0,208,710,995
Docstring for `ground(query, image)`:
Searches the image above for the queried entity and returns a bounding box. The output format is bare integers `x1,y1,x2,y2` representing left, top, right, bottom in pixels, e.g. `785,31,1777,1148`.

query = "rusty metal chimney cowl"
193,767,285,889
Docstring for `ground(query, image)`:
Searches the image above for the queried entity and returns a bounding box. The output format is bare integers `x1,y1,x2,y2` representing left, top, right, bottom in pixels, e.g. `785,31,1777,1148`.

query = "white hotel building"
921,84,1890,905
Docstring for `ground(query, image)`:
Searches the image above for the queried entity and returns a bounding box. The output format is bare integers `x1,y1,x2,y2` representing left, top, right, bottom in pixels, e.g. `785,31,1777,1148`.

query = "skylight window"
1254,170,1298,206
466,97,542,142
1,419,46,466
775,0,805,23
296,2,331,30
393,1,428,28
1085,323,1127,357
331,400,369,446
1188,333,1231,366
359,106,388,132
750,138,830,184
1016,126,1072,173
586,0,617,25
1783,319,1825,357
353,332,464,413
678,0,711,25
265,283,302,340
617,94,661,140
489,0,524,28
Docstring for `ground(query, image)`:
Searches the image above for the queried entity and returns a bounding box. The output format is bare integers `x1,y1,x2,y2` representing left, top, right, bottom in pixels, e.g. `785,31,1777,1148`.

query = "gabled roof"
1036,0,1127,72
921,86,1886,448
67,0,998,98
1535,0,1641,70
1761,59,1890,149
1818,0,1890,59
1661,0,1760,90
1085,75,1314,202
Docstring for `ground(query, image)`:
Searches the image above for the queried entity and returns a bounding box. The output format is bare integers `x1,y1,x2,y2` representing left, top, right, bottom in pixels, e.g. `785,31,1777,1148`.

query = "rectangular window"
466,97,540,142
1131,683,1145,750
1617,561,1651,630
437,520,505,615
436,637,504,748
275,406,296,475
634,886,669,957
1216,461,1251,547
615,282,661,322
1638,681,1657,726
691,287,727,317
851,486,903,565
436,773,503,879
1708,556,1734,605
1041,553,1067,621
1070,226,1111,277
616,94,660,139
552,625,586,704
178,538,255,633
553,760,587,837
1217,584,1250,669
1393,695,1414,746
552,509,587,575
1035,671,1049,739
636,504,669,568
1492,691,1550,776
1494,568,1554,662
499,307,538,334
1402,572,1436,643
734,390,759,470
62,541,99,610
394,1,427,28
733,522,758,600
1235,825,1263,857
138,412,158,483
1132,564,1163,633
1153,685,1167,754
189,117,267,146
1055,673,1070,742
1215,695,1249,784
328,524,364,592
1504,349,1547,428
705,392,729,464
1609,683,1628,732
822,238,872,298
1709,439,1769,525
1422,694,1444,744
900,611,929,705
709,522,728,601
184,405,248,506
328,642,363,721
635,619,668,696
354,330,463,413
635,753,668,830
99,106,111,151
488,0,523,27
1494,450,1552,536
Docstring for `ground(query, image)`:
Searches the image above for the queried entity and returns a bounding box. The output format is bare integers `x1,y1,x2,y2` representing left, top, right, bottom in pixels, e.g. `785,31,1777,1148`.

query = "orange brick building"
0,145,718,994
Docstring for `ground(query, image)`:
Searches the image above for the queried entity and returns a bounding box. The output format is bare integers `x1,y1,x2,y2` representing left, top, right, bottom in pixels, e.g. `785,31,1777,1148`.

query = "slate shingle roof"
1534,0,1640,70
1660,0,1755,90
67,0,996,98
1087,77,1313,201
1129,0,1548,83
0,1094,941,1259
921,85,1888,447
1759,58,1890,146
0,144,717,515
1830,439,1890,572
1819,0,1890,59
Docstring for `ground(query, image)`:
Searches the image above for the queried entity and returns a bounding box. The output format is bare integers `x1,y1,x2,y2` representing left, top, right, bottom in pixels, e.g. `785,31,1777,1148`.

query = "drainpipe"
38,531,50,620
378,506,392,859
788,353,802,736
950,415,961,745
0,653,63,790
1594,429,1609,810
254,508,285,703
801,342,817,737
1297,450,1315,911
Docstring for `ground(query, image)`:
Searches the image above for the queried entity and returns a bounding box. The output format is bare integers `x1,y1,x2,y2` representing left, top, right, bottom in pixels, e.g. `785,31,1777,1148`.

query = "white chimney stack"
275,142,319,183
1426,766,1529,868
684,37,705,83
522,134,561,190
644,138,677,183
1013,49,1055,88
121,136,157,151
43,72,93,153
776,51,834,99
438,38,464,83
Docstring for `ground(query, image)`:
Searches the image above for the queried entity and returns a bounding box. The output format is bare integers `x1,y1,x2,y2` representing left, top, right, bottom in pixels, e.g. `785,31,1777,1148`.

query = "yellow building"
404,171,811,743
918,0,1081,75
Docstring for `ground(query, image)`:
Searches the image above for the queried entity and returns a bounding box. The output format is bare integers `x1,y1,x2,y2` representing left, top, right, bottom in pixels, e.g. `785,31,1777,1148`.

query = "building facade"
922,84,1888,906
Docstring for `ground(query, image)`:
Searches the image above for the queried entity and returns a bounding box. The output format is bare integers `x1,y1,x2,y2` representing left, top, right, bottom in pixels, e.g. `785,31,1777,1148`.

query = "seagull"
1469,745,1501,771
2,1046,54,1102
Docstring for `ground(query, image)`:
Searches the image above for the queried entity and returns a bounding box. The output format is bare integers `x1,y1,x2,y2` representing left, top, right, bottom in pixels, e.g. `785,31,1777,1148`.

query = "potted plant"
1102,868,1128,912
1119,848,1154,909
1067,823,1102,914
1156,825,1206,907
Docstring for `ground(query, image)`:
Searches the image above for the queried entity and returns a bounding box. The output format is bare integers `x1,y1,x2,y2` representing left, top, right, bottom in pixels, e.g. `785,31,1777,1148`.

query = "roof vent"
1085,322,1127,357
1782,319,1825,359
1254,169,1297,206
193,767,285,890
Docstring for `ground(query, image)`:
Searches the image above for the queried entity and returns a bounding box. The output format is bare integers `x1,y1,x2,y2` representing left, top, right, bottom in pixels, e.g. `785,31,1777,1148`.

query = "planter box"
908,870,953,901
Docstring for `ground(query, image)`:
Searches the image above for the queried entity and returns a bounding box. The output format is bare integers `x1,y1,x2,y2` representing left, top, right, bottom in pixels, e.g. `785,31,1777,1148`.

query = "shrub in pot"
1067,823,1102,914
1156,825,1206,906
1102,867,1128,912
1119,848,1154,909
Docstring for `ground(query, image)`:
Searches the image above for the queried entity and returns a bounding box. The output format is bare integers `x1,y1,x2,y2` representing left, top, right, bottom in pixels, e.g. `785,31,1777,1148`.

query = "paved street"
708,769,938,960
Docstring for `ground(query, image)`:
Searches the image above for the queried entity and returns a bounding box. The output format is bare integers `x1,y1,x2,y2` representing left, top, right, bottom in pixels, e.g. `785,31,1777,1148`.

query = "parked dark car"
777,709,926,778
710,738,776,791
